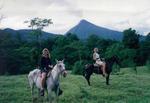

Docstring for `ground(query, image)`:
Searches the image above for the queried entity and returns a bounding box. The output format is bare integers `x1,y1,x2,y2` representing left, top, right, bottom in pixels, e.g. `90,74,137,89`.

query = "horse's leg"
31,84,34,102
55,87,59,103
54,82,61,103
37,88,45,103
38,88,41,97
28,76,34,102
85,74,91,86
45,89,49,101
47,89,52,103
106,74,110,85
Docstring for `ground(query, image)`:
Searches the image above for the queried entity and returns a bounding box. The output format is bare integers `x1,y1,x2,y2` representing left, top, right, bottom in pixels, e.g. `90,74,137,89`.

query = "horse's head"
56,59,67,77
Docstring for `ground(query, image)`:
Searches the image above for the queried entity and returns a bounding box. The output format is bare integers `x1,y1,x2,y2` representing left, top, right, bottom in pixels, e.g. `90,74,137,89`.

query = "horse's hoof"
58,89,63,96
106,83,110,85
88,84,91,86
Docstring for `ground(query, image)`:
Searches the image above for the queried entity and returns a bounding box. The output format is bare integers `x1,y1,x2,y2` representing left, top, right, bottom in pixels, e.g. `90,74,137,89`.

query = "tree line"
0,28,150,75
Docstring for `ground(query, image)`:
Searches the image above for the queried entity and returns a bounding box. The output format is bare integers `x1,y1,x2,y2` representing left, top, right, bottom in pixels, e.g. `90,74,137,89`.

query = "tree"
0,30,24,75
0,31,11,75
24,17,53,66
123,28,139,49
105,43,124,58
146,32,150,41
105,43,137,67
66,33,79,41
25,17,52,46
137,33,150,65
86,35,100,51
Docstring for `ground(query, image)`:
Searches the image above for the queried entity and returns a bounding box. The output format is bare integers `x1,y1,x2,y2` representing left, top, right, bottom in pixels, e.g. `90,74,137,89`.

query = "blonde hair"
42,48,50,58
93,48,98,52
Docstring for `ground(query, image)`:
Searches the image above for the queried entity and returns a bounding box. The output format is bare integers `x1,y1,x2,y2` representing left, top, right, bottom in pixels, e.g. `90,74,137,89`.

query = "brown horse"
83,56,120,86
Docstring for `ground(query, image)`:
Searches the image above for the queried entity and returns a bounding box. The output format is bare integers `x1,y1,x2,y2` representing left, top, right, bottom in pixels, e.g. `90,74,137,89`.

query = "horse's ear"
55,59,58,63
62,59,64,63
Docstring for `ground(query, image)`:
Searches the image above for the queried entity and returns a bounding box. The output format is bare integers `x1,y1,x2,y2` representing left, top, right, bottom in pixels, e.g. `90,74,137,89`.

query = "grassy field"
0,66,150,103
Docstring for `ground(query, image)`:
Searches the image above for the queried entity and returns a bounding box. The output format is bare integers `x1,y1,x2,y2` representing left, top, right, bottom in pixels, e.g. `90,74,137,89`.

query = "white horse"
28,60,67,103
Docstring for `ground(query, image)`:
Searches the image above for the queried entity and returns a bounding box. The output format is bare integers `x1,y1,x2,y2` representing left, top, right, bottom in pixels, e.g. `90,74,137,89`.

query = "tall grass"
0,66,150,103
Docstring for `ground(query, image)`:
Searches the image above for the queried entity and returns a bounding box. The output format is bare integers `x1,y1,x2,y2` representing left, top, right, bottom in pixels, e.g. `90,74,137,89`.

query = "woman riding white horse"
28,59,67,102
40,48,53,96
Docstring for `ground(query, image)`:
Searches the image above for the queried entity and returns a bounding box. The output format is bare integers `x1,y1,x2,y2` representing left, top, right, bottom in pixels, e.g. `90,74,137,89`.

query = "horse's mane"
52,64,58,72
105,56,114,62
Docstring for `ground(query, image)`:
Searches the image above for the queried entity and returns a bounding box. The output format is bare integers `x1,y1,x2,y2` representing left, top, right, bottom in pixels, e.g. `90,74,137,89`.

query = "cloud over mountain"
0,0,150,35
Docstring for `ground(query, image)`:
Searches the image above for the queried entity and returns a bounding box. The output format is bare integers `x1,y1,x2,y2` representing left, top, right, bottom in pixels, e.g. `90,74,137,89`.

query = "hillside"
1,21,146,41
2,28,57,41
0,66,150,103
66,20,123,40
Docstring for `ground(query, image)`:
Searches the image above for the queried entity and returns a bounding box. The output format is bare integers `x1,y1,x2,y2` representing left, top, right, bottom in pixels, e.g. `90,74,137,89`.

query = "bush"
19,65,33,74
72,60,85,75
112,63,120,74
146,60,150,70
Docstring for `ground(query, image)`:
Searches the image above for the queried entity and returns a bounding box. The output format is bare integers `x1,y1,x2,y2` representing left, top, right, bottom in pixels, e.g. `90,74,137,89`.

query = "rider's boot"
58,88,63,96
40,89,44,96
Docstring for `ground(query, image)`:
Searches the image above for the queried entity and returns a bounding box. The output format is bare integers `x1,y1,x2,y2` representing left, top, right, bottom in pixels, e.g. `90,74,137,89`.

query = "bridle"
47,63,66,86
56,63,66,75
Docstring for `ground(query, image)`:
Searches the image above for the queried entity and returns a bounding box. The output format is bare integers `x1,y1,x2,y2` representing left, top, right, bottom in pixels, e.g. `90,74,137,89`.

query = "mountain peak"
66,19,123,40
79,19,89,23
79,19,94,26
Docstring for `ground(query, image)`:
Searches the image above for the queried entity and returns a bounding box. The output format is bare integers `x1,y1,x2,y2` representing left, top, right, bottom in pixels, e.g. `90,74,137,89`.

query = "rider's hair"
93,47,98,52
42,48,50,58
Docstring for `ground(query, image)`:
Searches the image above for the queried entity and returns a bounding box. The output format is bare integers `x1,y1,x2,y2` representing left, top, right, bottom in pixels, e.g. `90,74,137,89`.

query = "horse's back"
28,69,40,77
28,69,41,83
85,64,94,74
28,69,42,89
85,64,93,69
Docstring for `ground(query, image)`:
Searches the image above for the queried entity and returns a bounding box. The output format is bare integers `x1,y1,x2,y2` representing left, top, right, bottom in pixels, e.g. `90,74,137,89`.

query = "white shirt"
93,52,100,61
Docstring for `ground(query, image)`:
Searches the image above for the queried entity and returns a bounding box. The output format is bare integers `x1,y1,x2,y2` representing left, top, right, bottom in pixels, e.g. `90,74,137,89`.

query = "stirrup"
40,89,44,96
94,63,99,67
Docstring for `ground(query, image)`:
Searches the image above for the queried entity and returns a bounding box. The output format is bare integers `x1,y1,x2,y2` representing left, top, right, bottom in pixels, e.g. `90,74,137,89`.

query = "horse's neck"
51,65,60,81
107,59,115,67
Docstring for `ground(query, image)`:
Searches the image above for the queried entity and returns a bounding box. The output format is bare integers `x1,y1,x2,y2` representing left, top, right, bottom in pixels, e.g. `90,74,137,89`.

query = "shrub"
112,63,120,74
72,60,86,75
146,60,150,70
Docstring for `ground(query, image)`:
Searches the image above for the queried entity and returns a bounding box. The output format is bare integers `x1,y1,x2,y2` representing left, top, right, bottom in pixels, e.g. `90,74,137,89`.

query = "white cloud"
0,0,150,35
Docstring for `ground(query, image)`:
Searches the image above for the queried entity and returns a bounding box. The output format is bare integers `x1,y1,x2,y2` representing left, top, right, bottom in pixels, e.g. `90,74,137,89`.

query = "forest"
0,27,150,75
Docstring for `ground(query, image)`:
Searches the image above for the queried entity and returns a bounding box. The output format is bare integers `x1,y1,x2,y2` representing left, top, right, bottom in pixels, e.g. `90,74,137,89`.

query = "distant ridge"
2,28,57,41
66,19,123,40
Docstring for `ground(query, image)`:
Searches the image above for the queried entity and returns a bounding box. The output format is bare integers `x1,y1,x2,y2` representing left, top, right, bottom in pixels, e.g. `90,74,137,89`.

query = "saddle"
93,63,102,71
39,70,52,78
93,63,103,69
94,63,99,67
93,58,105,68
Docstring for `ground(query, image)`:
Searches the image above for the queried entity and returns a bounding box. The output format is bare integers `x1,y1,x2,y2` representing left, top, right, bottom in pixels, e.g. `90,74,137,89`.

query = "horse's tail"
27,69,40,88
28,71,34,89
83,64,90,77
82,65,86,77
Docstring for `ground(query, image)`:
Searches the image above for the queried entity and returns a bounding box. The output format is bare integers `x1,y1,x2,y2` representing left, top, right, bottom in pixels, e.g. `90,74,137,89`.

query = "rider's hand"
48,65,53,68
101,58,105,61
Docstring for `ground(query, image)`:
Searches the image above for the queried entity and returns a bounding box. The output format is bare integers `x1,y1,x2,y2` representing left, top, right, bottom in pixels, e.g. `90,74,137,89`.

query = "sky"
0,0,150,35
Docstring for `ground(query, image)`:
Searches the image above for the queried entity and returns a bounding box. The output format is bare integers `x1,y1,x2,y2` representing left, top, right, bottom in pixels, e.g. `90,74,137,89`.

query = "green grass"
0,66,150,103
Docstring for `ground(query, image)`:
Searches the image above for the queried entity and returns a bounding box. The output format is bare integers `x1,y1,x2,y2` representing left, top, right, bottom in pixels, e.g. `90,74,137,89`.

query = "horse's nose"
63,71,67,77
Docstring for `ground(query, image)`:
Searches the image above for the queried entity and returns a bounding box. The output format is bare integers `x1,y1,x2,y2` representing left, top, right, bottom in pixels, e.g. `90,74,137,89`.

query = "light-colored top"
93,52,101,61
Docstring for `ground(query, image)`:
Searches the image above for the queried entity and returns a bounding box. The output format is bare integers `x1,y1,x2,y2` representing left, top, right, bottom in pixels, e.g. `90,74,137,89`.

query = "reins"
47,64,65,86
